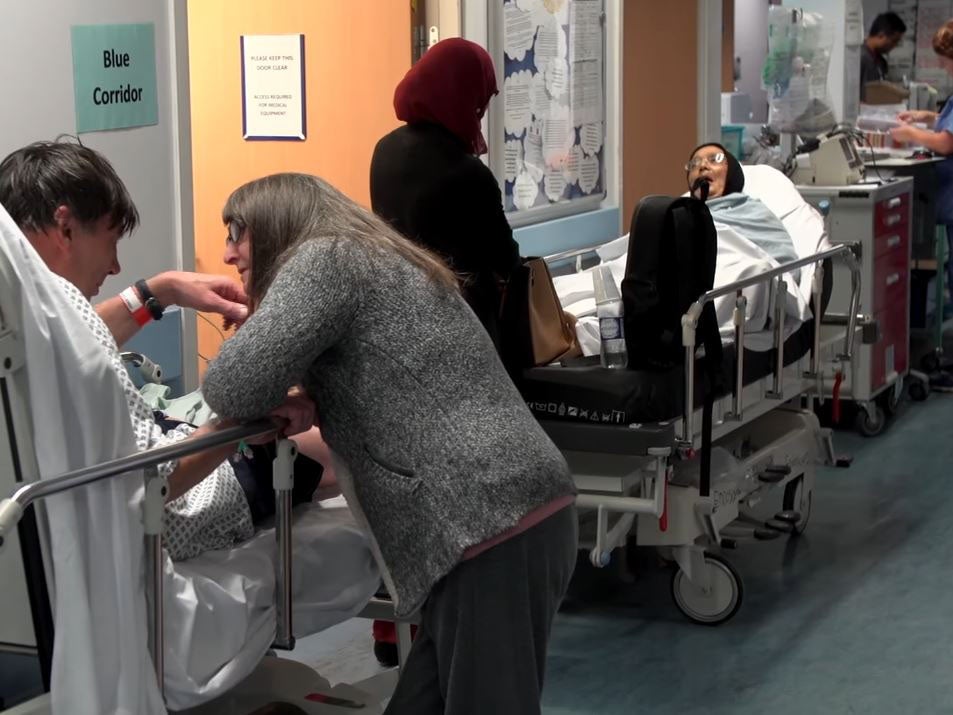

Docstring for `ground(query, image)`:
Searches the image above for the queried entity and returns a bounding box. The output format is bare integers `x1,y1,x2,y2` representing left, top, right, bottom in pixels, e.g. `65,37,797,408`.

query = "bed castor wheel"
753,528,781,541
671,552,743,625
880,383,903,415
922,353,941,373
855,404,886,437
908,379,929,402
783,477,812,536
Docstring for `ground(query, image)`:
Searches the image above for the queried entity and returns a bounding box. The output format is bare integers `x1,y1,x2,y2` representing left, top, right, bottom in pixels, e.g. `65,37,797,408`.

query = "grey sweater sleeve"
203,239,359,420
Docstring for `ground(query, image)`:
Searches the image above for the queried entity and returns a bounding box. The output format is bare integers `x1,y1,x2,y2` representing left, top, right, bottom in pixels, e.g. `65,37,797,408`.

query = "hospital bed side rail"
680,242,862,465
0,418,296,702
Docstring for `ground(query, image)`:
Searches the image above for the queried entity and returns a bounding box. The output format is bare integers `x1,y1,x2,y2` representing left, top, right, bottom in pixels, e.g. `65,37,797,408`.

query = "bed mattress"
519,317,818,426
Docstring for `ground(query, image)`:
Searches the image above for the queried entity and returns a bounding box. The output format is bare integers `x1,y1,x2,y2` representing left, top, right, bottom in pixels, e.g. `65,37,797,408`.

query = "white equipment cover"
164,496,379,711
0,205,166,714
553,165,829,355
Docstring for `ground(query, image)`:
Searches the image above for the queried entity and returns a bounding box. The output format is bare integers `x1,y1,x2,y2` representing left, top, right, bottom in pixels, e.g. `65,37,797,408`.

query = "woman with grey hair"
203,172,578,715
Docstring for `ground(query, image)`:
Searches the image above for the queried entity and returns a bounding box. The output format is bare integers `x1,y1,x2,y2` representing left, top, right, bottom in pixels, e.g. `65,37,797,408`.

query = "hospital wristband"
119,286,152,327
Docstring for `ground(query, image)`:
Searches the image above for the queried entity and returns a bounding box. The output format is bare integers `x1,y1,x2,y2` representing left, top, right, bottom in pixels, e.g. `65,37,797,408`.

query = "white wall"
0,0,197,390
862,0,888,27
736,0,771,123
699,0,724,143
0,1,187,297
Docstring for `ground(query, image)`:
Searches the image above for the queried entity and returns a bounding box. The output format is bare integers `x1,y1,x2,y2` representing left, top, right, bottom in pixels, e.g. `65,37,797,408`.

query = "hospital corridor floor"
285,391,953,715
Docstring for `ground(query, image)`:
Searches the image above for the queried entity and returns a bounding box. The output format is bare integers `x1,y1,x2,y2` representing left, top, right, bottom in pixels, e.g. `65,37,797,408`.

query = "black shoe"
374,640,399,668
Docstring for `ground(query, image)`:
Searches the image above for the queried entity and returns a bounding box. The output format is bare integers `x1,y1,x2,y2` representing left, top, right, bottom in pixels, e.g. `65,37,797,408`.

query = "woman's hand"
897,110,936,125
210,388,316,446
266,389,317,439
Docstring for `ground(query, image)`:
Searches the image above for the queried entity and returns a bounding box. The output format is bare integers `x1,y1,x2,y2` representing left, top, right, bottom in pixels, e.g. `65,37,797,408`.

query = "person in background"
368,37,521,665
891,20,953,391
370,38,520,354
861,12,907,102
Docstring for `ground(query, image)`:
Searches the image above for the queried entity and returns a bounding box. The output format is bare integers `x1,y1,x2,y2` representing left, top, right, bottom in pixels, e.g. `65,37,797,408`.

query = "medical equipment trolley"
798,177,916,435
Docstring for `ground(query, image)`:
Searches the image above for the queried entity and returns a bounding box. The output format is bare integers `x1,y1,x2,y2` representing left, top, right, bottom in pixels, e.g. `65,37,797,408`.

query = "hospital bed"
520,167,864,625
0,223,395,713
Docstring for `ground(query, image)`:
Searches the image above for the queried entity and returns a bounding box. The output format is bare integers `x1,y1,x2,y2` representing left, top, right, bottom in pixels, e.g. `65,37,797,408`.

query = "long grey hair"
222,172,458,307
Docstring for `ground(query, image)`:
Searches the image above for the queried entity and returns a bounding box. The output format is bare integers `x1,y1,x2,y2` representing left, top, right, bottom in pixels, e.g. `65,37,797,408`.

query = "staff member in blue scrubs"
893,20,953,383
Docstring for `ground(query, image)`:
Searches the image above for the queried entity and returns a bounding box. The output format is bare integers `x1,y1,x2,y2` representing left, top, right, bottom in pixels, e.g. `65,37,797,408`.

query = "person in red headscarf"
370,38,520,354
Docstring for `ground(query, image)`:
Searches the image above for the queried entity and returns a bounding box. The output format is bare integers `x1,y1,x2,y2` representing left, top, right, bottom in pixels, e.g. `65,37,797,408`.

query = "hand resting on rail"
165,389,317,501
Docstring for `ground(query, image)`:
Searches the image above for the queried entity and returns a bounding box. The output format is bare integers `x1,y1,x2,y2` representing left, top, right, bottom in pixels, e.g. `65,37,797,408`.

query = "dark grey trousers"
384,505,578,715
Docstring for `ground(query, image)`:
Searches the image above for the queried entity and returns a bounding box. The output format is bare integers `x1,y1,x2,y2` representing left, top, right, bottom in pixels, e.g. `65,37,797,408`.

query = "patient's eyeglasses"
685,152,726,171
225,221,246,246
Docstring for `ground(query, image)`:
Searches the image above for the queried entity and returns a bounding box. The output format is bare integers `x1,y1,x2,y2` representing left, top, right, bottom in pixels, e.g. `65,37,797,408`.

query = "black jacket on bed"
369,122,521,352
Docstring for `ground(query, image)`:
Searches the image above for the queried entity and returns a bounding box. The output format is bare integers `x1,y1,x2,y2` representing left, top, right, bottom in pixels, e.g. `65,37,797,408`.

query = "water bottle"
592,266,627,369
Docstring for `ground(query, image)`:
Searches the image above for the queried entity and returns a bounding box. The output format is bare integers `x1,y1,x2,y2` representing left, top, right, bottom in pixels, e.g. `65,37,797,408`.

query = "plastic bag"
763,7,836,137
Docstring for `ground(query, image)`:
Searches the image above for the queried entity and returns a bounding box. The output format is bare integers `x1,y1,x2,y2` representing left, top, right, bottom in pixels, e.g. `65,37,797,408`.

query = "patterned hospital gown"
57,277,254,560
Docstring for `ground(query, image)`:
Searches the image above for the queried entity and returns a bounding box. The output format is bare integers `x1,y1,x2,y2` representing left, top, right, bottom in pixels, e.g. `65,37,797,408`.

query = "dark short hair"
0,138,139,236
869,12,907,38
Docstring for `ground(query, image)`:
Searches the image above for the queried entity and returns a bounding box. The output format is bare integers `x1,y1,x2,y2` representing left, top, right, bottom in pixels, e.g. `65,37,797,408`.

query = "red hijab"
393,38,498,155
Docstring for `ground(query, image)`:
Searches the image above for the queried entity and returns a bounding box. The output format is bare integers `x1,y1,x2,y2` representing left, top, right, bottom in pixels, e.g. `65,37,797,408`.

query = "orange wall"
187,0,410,365
622,1,699,225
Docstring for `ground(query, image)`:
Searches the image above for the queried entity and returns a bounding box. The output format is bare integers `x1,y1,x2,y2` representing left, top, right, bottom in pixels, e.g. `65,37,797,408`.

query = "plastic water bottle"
592,266,627,369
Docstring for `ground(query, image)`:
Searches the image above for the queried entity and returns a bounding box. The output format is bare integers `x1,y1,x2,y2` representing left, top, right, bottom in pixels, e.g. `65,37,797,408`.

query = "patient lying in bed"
555,146,829,355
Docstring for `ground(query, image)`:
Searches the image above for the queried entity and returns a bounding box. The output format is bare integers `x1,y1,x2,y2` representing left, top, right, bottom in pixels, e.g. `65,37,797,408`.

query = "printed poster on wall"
71,23,158,133
499,0,606,216
241,34,306,140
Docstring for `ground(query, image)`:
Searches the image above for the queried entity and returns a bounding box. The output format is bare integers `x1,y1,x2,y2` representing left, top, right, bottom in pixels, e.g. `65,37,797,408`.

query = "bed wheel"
782,477,812,536
882,383,903,415
921,353,941,373
908,379,929,403
855,404,886,438
671,553,743,626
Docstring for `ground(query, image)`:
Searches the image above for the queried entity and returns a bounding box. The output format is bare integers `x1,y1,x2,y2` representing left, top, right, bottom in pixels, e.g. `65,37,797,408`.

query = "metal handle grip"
0,498,24,550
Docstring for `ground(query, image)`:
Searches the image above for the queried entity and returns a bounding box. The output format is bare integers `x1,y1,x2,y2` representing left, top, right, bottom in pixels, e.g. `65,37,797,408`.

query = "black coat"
370,122,520,351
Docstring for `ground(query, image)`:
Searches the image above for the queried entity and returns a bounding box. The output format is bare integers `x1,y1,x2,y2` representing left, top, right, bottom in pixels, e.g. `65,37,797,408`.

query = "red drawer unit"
799,178,913,414
875,194,909,236
873,230,907,259
872,246,908,312
872,303,909,390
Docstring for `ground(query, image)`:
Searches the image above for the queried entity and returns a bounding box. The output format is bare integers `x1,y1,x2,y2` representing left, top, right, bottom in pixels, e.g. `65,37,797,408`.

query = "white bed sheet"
553,165,830,355
163,495,380,711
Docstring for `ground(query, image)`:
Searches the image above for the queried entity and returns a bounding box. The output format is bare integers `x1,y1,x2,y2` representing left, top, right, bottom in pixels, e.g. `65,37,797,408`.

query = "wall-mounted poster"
241,34,306,140
491,0,607,227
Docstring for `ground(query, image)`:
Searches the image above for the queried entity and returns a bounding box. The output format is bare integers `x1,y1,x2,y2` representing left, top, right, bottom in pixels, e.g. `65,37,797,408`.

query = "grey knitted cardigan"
202,238,576,617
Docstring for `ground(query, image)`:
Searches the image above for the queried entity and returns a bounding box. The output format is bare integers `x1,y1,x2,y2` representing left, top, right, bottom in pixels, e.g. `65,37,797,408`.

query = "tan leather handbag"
500,257,581,370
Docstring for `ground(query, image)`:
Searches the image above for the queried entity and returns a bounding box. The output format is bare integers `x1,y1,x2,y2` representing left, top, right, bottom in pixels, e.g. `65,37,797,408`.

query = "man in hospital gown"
0,138,314,557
